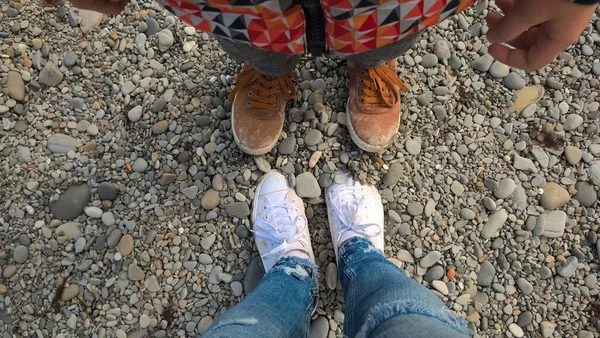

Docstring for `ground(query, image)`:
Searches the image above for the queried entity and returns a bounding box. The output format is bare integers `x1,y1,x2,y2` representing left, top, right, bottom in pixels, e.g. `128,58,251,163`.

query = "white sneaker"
252,171,315,272
325,171,385,259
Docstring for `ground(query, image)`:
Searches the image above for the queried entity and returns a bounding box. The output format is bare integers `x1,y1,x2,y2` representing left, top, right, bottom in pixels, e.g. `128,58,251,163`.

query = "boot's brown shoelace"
360,64,409,108
229,64,296,110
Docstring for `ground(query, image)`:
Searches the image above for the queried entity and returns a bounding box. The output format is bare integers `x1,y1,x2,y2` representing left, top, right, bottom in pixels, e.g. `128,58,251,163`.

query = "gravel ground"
1,1,600,337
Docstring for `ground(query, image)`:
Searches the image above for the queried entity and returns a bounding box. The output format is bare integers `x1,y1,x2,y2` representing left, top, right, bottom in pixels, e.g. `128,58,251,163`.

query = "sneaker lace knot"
329,187,382,244
360,64,409,107
253,197,307,259
228,64,296,110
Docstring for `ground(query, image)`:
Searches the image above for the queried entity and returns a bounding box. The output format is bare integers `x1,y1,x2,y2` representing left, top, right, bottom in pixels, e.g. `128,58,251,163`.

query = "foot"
252,171,315,272
229,63,296,155
325,171,384,258
346,59,409,153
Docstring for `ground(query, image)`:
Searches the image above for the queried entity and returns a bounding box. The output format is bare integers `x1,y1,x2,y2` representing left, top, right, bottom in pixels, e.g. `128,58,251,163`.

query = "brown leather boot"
346,59,409,153
228,63,296,155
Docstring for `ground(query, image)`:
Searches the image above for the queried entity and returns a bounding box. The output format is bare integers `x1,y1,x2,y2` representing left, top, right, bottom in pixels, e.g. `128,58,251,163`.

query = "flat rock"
119,235,134,256
61,284,80,301
540,182,569,210
407,202,423,216
13,245,28,264
574,181,596,207
7,71,25,101
481,209,508,239
326,263,337,290
55,222,82,239
509,85,544,113
296,172,321,198
309,316,329,338
98,182,117,201
128,264,145,281
50,184,91,220
542,210,566,238
226,202,250,218
145,276,160,292
39,61,64,87
513,153,537,172
48,134,78,154
516,278,533,295
564,114,583,131
477,260,495,286
504,72,526,90
419,251,441,268
494,178,515,199
557,256,578,278
132,158,148,172
201,190,220,210
540,322,555,337
383,163,403,187
243,257,265,294
254,157,271,173
565,146,582,165
405,138,421,155
471,54,494,72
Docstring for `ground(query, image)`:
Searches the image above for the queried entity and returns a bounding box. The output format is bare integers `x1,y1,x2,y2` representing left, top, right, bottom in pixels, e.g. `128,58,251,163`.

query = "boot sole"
231,98,282,156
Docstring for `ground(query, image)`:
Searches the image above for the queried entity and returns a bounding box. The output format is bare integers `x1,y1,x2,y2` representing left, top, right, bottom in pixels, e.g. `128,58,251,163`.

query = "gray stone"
304,129,323,146
471,54,494,72
460,208,476,220
128,106,143,122
574,181,596,207
503,73,526,90
309,316,329,338
181,186,199,199
13,245,28,263
557,256,578,278
584,274,597,289
50,185,90,220
405,138,421,155
48,133,78,154
278,137,296,154
7,71,25,101
158,29,174,51
513,153,537,172
326,263,337,290
63,51,78,67
128,264,145,281
98,182,117,201
564,114,583,131
531,146,549,168
146,276,160,292
254,157,271,173
451,181,464,195
539,266,552,279
296,173,321,198
517,311,533,327
132,158,148,172
39,62,64,87
145,17,160,36
540,322,555,337
542,210,566,238
226,202,250,218
407,202,423,216
494,178,515,199
433,40,451,60
532,215,546,237
424,266,444,282
565,146,582,165
481,209,508,239
243,257,265,294
231,281,244,296
482,197,496,211
477,260,495,286
419,251,441,268
383,163,403,187
421,53,438,68
489,61,509,78
516,278,533,295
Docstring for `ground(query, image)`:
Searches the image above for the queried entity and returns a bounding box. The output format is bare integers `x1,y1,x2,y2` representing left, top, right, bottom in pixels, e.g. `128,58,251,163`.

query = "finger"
71,0,126,15
488,33,563,70
495,0,515,13
486,1,547,44
505,27,540,50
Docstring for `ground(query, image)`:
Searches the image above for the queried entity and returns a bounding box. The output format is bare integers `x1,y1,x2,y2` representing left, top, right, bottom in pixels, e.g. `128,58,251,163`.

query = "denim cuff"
339,236,384,260
269,256,320,283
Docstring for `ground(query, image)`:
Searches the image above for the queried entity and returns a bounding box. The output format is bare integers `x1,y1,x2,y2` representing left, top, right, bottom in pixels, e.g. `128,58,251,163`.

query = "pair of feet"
229,60,409,155
252,171,384,272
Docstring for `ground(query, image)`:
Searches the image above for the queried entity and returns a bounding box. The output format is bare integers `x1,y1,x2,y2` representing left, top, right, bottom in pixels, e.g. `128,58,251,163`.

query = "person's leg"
215,37,301,155
338,237,470,338
202,256,318,338
216,37,301,77
343,33,422,153
204,170,318,337
347,32,423,69
325,172,470,338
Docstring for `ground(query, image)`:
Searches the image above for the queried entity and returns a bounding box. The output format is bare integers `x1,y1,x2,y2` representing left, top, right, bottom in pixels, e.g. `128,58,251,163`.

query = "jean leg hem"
353,299,472,338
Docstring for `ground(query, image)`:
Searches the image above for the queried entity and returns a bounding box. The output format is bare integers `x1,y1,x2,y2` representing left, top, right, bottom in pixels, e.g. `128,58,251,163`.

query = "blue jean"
203,237,471,338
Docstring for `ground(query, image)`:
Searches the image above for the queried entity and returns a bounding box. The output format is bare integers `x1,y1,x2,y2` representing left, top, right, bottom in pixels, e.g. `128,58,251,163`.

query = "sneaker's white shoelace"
253,197,307,259
329,186,382,244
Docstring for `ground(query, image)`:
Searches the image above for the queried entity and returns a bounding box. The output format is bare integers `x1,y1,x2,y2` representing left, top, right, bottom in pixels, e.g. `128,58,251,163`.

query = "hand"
486,0,597,71
69,0,129,15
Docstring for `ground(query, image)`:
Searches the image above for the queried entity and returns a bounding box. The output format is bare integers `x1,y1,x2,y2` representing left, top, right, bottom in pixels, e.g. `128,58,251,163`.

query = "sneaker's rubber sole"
231,98,282,156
